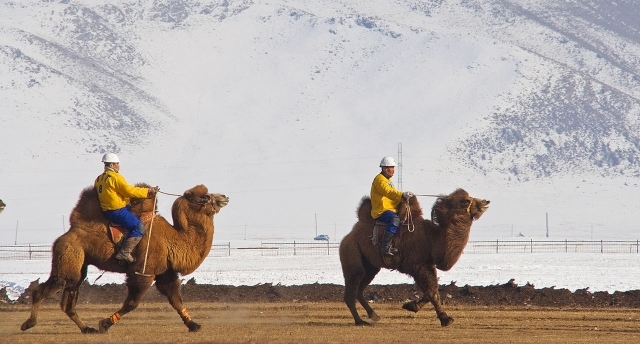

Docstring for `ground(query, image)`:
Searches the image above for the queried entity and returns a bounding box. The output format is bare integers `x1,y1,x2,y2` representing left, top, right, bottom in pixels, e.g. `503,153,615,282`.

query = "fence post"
327,240,330,255
496,239,498,253
565,239,567,253
28,243,32,260
530,239,532,253
601,240,603,253
294,241,296,256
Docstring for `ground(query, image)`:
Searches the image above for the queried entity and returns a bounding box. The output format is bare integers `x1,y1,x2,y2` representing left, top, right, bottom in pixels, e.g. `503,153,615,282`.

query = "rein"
401,201,423,232
400,193,441,231
158,190,182,197
418,193,474,214
158,189,209,205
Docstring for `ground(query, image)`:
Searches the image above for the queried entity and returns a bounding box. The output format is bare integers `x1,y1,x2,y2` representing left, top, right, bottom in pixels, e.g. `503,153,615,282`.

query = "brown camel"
20,184,229,334
339,188,489,327
0,199,5,213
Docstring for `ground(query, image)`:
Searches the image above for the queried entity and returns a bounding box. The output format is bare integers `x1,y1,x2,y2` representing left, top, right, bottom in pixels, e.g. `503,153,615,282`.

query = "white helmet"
379,156,396,167
101,153,120,163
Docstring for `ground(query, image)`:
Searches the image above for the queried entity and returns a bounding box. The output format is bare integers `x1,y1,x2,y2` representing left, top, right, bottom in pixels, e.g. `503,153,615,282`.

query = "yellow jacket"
370,173,403,218
94,169,149,211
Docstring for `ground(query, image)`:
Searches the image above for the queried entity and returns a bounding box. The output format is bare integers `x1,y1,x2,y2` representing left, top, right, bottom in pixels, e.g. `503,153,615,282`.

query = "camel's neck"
433,214,472,271
170,216,215,275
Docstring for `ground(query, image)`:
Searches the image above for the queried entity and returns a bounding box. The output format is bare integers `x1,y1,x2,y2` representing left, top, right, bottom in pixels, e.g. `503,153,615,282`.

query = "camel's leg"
356,260,381,322
21,254,95,334
20,277,65,331
59,265,98,334
343,271,369,326
155,271,201,332
404,265,453,327
22,233,98,334
98,274,154,333
342,255,377,327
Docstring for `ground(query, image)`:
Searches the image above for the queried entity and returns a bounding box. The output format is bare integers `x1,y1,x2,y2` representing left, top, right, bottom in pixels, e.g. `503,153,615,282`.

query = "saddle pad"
372,221,405,245
108,225,127,245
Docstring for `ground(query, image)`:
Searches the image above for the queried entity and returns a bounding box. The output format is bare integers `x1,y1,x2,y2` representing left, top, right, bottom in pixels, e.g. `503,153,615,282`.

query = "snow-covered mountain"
1,0,639,245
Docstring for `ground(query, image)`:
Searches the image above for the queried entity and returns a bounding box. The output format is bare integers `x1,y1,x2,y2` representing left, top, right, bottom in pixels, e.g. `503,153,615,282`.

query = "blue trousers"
377,210,400,234
104,206,146,239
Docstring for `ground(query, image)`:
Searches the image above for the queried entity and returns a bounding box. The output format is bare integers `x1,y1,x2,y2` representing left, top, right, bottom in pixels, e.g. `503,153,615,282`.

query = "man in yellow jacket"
371,156,413,256
95,153,158,263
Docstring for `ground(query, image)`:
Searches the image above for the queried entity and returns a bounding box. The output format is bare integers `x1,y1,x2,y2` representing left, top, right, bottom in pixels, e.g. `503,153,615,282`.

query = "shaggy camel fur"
339,189,489,327
21,184,229,334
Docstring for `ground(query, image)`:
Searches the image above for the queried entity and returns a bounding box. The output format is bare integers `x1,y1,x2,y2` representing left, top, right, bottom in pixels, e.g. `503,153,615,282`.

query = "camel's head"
182,184,229,215
468,195,490,220
171,185,229,232
431,189,490,224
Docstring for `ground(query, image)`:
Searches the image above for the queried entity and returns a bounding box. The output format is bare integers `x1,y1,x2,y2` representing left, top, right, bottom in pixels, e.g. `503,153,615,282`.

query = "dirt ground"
2,280,640,343
7,277,640,308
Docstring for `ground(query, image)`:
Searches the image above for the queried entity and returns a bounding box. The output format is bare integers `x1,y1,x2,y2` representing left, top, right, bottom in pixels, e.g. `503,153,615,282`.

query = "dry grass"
3,302,640,343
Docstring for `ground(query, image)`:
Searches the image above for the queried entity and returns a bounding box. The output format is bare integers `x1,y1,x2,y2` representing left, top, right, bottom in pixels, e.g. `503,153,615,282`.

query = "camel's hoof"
98,318,113,333
81,326,99,334
438,313,454,327
354,319,373,327
368,313,380,322
187,321,201,332
21,319,36,331
402,301,419,313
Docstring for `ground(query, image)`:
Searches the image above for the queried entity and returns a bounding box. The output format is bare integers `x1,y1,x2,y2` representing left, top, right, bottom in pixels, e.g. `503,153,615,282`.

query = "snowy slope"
1,0,639,245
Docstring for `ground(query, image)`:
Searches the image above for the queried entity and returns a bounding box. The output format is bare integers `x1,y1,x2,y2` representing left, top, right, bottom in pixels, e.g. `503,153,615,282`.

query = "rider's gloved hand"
402,191,414,200
148,186,160,198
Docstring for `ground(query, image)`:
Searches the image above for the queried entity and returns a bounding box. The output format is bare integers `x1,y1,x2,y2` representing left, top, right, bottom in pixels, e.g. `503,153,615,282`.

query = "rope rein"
158,190,182,197
404,201,415,232
158,189,211,205
136,192,157,276
402,193,442,232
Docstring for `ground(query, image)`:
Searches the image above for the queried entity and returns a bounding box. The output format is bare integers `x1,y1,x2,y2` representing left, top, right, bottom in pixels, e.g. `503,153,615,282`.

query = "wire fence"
466,240,640,254
0,242,233,260
260,241,339,256
0,244,52,260
2,240,640,260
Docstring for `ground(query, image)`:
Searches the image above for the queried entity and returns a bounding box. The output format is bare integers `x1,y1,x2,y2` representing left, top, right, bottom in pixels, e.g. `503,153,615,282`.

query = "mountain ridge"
1,0,639,244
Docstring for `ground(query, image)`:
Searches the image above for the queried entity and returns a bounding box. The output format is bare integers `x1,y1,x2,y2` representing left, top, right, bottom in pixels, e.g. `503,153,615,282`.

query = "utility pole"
14,220,18,245
545,213,549,238
397,142,403,191
315,213,318,237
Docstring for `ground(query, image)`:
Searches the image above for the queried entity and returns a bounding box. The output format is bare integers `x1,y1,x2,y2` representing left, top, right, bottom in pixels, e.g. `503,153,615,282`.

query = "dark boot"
115,237,141,263
380,230,398,256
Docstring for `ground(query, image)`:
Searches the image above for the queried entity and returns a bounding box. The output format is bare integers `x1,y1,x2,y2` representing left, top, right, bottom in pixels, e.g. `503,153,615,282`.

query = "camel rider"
371,156,413,256
95,153,159,263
